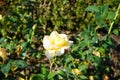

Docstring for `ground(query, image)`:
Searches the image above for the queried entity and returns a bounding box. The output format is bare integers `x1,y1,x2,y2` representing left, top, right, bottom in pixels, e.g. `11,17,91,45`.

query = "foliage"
0,0,120,80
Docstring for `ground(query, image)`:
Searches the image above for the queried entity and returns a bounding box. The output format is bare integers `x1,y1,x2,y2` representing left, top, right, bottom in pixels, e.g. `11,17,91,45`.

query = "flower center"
54,37,66,47
50,36,67,50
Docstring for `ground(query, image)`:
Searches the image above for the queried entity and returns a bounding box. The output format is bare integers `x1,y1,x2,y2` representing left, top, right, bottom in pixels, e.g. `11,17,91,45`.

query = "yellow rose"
43,31,73,59
0,48,8,63
89,75,94,80
72,68,81,75
93,51,100,57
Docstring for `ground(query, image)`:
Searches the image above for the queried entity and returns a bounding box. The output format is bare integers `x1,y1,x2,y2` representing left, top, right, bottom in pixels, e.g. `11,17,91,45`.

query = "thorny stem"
108,3,120,35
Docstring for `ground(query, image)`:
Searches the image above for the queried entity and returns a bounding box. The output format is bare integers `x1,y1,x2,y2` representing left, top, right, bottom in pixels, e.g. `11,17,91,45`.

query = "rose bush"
43,31,73,59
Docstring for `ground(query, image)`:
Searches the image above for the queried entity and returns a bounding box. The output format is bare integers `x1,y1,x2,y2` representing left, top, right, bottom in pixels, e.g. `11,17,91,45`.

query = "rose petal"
45,50,56,59
43,36,53,49
60,34,73,46
59,34,68,40
56,46,69,56
50,31,59,38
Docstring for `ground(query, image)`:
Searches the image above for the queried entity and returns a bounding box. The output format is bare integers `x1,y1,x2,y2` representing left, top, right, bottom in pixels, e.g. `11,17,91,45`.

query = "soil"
109,34,120,79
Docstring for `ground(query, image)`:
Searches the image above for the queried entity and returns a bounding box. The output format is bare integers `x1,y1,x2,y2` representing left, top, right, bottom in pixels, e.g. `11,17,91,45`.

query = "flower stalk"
108,3,120,35
49,58,56,72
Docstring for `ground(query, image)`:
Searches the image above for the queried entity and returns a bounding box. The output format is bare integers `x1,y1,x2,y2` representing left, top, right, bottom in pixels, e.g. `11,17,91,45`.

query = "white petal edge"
59,34,68,41
68,41,73,46
45,50,56,59
50,31,59,38
56,46,70,56
43,36,52,49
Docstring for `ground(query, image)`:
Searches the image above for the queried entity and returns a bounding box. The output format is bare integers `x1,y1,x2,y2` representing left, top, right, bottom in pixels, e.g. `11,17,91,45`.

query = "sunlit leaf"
113,29,119,36
107,12,115,20
48,72,57,79
85,5,99,12
80,75,88,79
57,70,66,77
30,74,45,80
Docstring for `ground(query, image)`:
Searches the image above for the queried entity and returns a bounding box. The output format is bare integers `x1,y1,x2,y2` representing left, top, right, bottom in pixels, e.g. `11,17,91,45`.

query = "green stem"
108,3,120,35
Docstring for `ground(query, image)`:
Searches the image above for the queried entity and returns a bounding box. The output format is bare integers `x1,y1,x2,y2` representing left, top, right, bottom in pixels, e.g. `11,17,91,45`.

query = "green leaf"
31,74,45,80
85,5,99,12
1,62,11,75
8,16,18,23
58,75,63,79
79,40,90,48
98,47,105,54
21,42,28,48
57,70,66,76
95,12,106,26
78,63,88,71
113,29,119,36
107,12,115,21
48,72,57,79
101,5,108,14
12,60,28,69
80,75,88,79
64,55,73,63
